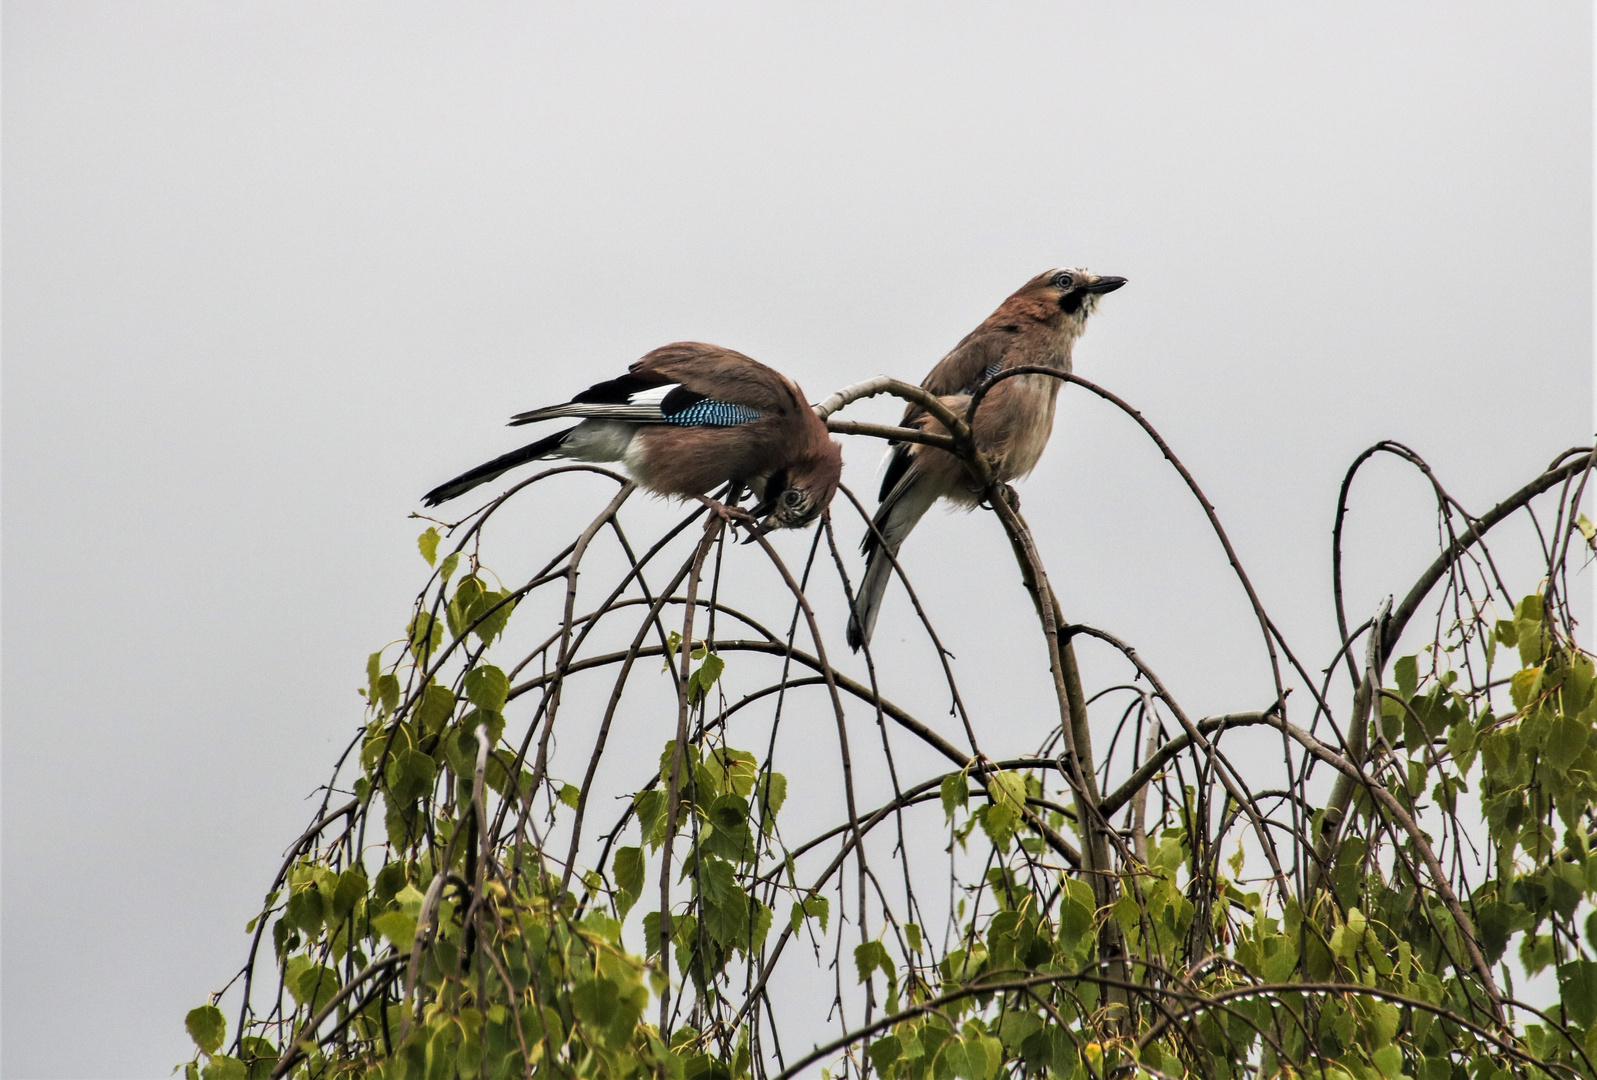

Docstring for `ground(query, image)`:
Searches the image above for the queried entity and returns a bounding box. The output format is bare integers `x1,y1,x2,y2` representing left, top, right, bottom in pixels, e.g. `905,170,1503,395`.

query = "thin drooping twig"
223,366,1583,1079
659,516,723,1033
1381,448,1595,659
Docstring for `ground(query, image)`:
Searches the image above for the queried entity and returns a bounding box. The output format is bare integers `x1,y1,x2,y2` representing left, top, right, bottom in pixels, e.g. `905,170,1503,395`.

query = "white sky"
3,4,1591,1077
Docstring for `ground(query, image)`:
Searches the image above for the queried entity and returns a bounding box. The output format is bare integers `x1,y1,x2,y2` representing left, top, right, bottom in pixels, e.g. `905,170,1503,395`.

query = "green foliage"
188,446,1597,1080
185,1005,226,1055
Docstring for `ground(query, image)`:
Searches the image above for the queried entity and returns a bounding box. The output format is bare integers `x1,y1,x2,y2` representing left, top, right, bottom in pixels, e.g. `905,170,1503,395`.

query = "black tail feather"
421,428,573,507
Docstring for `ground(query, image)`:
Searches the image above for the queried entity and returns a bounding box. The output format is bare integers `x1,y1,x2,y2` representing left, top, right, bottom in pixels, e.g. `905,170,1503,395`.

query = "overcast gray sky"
4,4,1592,1077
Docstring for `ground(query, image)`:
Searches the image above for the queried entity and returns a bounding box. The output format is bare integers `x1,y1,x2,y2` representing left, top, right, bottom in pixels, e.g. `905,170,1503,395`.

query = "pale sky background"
4,5,1593,1078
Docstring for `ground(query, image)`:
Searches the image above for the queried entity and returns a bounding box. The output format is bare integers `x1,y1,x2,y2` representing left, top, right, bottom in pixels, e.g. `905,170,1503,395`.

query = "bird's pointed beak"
739,516,779,544
1082,276,1127,294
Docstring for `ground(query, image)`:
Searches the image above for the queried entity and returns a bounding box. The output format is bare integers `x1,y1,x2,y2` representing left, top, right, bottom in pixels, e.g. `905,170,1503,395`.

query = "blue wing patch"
663,398,761,427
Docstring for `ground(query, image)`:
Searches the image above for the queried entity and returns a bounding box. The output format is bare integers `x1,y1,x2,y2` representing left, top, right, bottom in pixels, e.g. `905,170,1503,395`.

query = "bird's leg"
694,494,758,530
980,483,1022,514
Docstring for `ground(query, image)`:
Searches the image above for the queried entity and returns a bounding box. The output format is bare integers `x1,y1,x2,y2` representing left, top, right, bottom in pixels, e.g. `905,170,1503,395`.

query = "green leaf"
1551,862,1586,918
377,673,400,715
185,1004,226,1055
558,783,581,809
980,772,1028,850
374,862,408,903
1521,930,1555,975
1370,1000,1400,1046
792,894,830,935
634,788,667,849
1394,655,1418,701
418,527,441,566
746,898,773,955
1562,960,1597,1027
446,577,519,645
371,910,417,948
285,882,324,934
1447,719,1477,771
427,1020,462,1080
365,651,383,703
941,772,969,821
1511,666,1544,709
1057,890,1094,958
471,590,518,646
295,964,341,1016
854,939,894,987
447,577,484,638
657,740,700,787
414,684,456,737
869,1036,902,1074
1262,935,1298,982
331,869,366,922
905,922,923,954
464,666,510,712
385,748,437,804
1517,594,1549,666
238,1036,278,1078
997,1011,1042,1053
614,846,644,897
1546,715,1588,772
708,747,758,797
686,652,725,703
756,772,787,824
201,1058,248,1080
571,976,620,1027
941,1039,975,1080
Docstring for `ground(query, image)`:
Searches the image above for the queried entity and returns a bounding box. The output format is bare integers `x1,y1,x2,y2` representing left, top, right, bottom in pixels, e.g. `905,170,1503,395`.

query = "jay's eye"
1051,272,1074,289
781,489,804,508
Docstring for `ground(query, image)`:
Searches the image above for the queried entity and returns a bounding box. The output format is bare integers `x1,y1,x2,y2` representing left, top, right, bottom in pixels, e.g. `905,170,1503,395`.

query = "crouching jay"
423,342,842,533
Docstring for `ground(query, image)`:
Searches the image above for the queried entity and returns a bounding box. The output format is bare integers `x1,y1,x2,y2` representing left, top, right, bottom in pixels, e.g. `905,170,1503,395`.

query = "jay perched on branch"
423,342,842,532
848,268,1127,650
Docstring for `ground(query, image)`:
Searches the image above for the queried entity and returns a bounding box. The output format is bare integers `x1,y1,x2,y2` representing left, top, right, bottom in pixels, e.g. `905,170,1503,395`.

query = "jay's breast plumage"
977,374,1061,481
913,375,1062,505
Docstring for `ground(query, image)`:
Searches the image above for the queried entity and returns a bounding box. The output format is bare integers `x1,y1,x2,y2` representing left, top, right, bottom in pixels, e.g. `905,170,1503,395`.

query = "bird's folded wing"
907,333,1008,422
510,380,762,427
511,342,793,427
633,344,800,416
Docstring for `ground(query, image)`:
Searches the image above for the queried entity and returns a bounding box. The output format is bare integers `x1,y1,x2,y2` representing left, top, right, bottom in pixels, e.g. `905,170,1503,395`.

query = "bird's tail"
422,427,574,507
847,472,939,651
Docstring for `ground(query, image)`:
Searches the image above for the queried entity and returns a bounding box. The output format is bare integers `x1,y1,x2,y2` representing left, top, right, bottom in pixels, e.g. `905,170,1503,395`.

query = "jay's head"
1012,267,1127,328
749,438,844,534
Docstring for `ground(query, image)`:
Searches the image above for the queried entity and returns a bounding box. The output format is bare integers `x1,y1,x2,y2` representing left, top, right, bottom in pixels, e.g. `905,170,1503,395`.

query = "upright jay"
423,342,842,532
848,268,1127,649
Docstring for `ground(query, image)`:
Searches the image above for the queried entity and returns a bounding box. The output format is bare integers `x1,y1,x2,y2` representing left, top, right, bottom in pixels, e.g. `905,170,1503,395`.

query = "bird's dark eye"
1051,272,1074,290
782,489,804,508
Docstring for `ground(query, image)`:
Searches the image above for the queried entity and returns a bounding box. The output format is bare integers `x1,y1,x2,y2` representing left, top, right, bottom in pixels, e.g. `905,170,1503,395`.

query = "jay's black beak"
738,513,783,544
1082,276,1127,294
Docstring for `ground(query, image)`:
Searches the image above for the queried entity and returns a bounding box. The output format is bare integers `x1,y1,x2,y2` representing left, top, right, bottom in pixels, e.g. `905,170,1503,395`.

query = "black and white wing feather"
510,374,761,429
